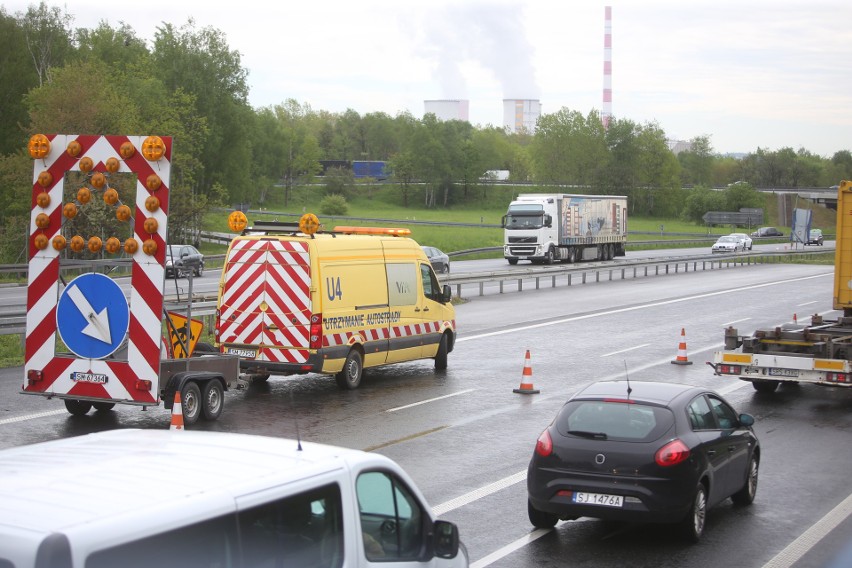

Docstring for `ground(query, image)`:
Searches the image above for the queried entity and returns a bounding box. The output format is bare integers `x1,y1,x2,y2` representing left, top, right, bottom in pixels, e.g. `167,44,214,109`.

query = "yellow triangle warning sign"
166,311,203,358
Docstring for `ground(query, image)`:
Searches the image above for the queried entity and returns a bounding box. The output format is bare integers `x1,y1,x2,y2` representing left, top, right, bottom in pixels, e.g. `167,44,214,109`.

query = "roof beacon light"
333,226,411,236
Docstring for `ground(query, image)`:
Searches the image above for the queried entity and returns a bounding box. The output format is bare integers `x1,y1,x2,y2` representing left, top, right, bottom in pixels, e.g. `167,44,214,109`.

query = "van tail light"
655,439,690,467
535,429,553,457
309,313,322,349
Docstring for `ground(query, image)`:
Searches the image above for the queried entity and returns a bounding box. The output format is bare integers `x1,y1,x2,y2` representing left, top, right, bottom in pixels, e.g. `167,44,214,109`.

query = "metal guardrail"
1,249,830,335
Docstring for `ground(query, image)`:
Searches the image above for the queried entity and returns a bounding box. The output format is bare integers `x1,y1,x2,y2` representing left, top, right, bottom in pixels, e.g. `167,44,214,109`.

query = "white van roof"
0,429,388,540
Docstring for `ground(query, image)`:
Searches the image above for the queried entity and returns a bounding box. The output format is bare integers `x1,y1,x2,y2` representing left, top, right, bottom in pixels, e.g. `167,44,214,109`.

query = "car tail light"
655,439,690,467
309,313,322,349
535,429,553,457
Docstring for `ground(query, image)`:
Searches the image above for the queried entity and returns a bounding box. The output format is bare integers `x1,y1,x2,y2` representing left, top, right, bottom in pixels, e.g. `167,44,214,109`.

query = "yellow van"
215,219,456,388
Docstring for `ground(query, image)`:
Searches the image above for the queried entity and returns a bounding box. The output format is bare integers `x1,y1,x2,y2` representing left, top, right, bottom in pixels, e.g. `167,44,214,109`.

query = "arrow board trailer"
21,134,238,425
502,194,628,265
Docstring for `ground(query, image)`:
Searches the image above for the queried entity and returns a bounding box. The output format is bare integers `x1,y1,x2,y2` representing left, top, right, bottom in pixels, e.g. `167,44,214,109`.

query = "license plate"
573,492,623,507
71,372,108,384
769,368,798,377
226,347,257,358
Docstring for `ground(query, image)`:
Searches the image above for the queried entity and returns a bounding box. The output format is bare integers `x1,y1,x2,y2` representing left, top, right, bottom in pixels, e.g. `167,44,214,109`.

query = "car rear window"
555,400,675,442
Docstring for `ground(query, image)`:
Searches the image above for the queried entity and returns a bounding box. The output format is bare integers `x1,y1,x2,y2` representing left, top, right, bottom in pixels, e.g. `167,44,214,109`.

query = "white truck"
502,193,628,265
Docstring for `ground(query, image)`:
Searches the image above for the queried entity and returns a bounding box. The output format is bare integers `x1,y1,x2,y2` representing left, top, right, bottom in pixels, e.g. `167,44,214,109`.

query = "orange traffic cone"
170,391,184,430
513,350,540,394
671,328,693,365
793,313,798,325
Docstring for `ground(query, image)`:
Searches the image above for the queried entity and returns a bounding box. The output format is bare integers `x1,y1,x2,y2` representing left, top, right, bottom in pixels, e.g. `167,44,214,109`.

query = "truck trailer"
710,180,852,393
502,194,628,265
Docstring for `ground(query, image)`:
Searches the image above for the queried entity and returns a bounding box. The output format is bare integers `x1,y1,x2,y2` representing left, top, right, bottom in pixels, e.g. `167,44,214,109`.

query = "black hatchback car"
527,381,759,541
165,244,205,278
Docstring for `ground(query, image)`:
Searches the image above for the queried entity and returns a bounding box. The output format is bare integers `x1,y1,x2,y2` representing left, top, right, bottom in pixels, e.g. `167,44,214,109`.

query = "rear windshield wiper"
566,430,608,439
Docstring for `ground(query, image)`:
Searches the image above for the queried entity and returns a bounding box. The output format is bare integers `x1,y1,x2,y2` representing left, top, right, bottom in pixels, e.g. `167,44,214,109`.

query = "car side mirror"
441,284,452,304
432,520,460,559
739,413,755,427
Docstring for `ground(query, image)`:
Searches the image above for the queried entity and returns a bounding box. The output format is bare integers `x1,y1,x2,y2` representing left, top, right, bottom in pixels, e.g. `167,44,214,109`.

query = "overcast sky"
7,0,852,157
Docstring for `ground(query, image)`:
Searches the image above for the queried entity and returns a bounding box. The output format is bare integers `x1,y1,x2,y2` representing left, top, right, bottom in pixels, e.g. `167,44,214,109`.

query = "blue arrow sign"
57,273,130,359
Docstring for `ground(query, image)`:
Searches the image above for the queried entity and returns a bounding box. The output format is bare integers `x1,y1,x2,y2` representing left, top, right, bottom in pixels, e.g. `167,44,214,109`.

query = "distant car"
806,228,824,246
711,235,743,253
526,380,760,542
729,233,753,250
165,244,204,278
422,246,450,274
750,227,784,238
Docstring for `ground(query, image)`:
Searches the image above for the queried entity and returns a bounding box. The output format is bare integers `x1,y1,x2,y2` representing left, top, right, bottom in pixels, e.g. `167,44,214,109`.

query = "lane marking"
433,470,526,517
0,409,67,425
796,300,818,307
469,528,554,568
722,318,751,327
600,343,650,358
386,389,476,413
456,272,831,343
761,492,852,568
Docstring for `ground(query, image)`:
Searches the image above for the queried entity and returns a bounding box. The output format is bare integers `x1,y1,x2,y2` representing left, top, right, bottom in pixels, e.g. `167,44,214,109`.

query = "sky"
6,0,852,157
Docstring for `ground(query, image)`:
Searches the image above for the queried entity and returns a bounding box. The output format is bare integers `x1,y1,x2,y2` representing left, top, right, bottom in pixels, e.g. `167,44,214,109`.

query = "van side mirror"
441,284,452,304
432,520,460,559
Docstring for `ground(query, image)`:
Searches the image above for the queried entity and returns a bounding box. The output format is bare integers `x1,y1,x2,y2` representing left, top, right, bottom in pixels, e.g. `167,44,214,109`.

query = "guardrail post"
499,280,504,294
478,282,483,296
518,278,523,292
568,273,572,286
551,275,556,288
582,272,587,284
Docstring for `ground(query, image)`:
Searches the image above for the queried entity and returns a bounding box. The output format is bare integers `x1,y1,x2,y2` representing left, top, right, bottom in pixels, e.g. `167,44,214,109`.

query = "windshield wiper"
566,430,608,439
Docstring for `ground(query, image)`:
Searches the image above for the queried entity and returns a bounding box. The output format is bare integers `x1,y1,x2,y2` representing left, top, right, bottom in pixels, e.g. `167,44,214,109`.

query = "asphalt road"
2,261,850,568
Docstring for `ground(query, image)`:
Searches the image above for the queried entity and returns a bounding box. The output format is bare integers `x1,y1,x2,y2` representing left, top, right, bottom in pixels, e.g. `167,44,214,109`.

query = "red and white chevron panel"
217,239,312,363
23,134,170,404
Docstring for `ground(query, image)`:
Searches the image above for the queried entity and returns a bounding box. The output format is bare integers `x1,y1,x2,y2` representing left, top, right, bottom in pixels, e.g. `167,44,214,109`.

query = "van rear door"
218,238,312,366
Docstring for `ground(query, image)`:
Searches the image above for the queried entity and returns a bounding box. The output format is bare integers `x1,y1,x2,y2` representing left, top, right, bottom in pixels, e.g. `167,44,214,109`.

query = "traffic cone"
170,391,184,430
671,328,693,365
793,313,798,325
513,350,540,394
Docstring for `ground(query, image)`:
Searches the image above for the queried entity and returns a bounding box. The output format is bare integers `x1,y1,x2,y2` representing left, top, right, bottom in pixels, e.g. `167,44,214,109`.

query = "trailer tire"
752,379,779,393
335,350,363,390
434,333,449,370
202,380,224,421
92,402,115,412
64,399,92,416
181,382,202,426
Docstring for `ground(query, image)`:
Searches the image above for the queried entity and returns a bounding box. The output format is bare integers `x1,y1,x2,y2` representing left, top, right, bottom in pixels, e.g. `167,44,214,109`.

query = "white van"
0,429,468,568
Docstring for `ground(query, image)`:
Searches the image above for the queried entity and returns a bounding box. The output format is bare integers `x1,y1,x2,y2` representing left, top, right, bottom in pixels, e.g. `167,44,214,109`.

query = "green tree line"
1,2,852,262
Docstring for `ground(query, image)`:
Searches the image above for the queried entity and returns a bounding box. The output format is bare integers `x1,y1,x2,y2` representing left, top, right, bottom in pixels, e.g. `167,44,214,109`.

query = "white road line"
0,409,67,425
469,527,555,568
456,272,831,343
386,389,476,413
796,300,818,307
600,343,650,358
432,470,526,517
761,492,852,568
722,318,751,327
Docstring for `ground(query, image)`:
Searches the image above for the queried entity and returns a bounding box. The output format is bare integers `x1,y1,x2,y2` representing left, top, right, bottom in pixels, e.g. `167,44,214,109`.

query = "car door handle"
727,445,737,452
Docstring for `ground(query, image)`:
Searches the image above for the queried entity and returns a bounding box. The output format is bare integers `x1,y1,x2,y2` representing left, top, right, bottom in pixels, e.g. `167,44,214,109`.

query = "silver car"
712,235,744,254
729,233,753,250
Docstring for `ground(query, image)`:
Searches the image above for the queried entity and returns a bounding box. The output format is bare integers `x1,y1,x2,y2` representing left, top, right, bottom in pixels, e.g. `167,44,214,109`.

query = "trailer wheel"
64,399,92,416
202,380,224,421
92,402,115,412
335,350,363,390
434,333,449,370
752,379,779,393
181,382,202,426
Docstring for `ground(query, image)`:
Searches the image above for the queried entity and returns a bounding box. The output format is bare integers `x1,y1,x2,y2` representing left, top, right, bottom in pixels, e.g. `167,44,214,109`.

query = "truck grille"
508,236,538,243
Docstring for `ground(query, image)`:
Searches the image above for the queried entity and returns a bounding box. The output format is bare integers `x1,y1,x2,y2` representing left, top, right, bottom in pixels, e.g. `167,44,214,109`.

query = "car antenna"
623,361,632,397
289,390,303,451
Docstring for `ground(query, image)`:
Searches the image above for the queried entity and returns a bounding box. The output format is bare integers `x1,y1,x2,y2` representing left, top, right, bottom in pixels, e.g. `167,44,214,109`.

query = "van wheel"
435,334,449,370
64,399,92,416
335,350,363,389
181,382,202,426
202,380,224,421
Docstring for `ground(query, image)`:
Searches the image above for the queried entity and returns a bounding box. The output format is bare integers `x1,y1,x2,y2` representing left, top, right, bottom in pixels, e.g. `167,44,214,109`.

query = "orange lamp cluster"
29,134,167,256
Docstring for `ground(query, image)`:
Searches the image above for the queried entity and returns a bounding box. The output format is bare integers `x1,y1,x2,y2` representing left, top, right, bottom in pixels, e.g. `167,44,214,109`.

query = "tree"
272,100,322,207
0,9,40,155
677,135,714,187
18,1,74,88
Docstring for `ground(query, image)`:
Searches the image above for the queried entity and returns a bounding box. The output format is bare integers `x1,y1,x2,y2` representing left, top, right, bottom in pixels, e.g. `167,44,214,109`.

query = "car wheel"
181,381,202,426
752,379,779,393
679,483,707,542
201,380,224,421
196,264,203,277
64,399,92,416
443,263,450,274
434,333,449,370
528,499,558,529
731,455,759,505
335,350,363,389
